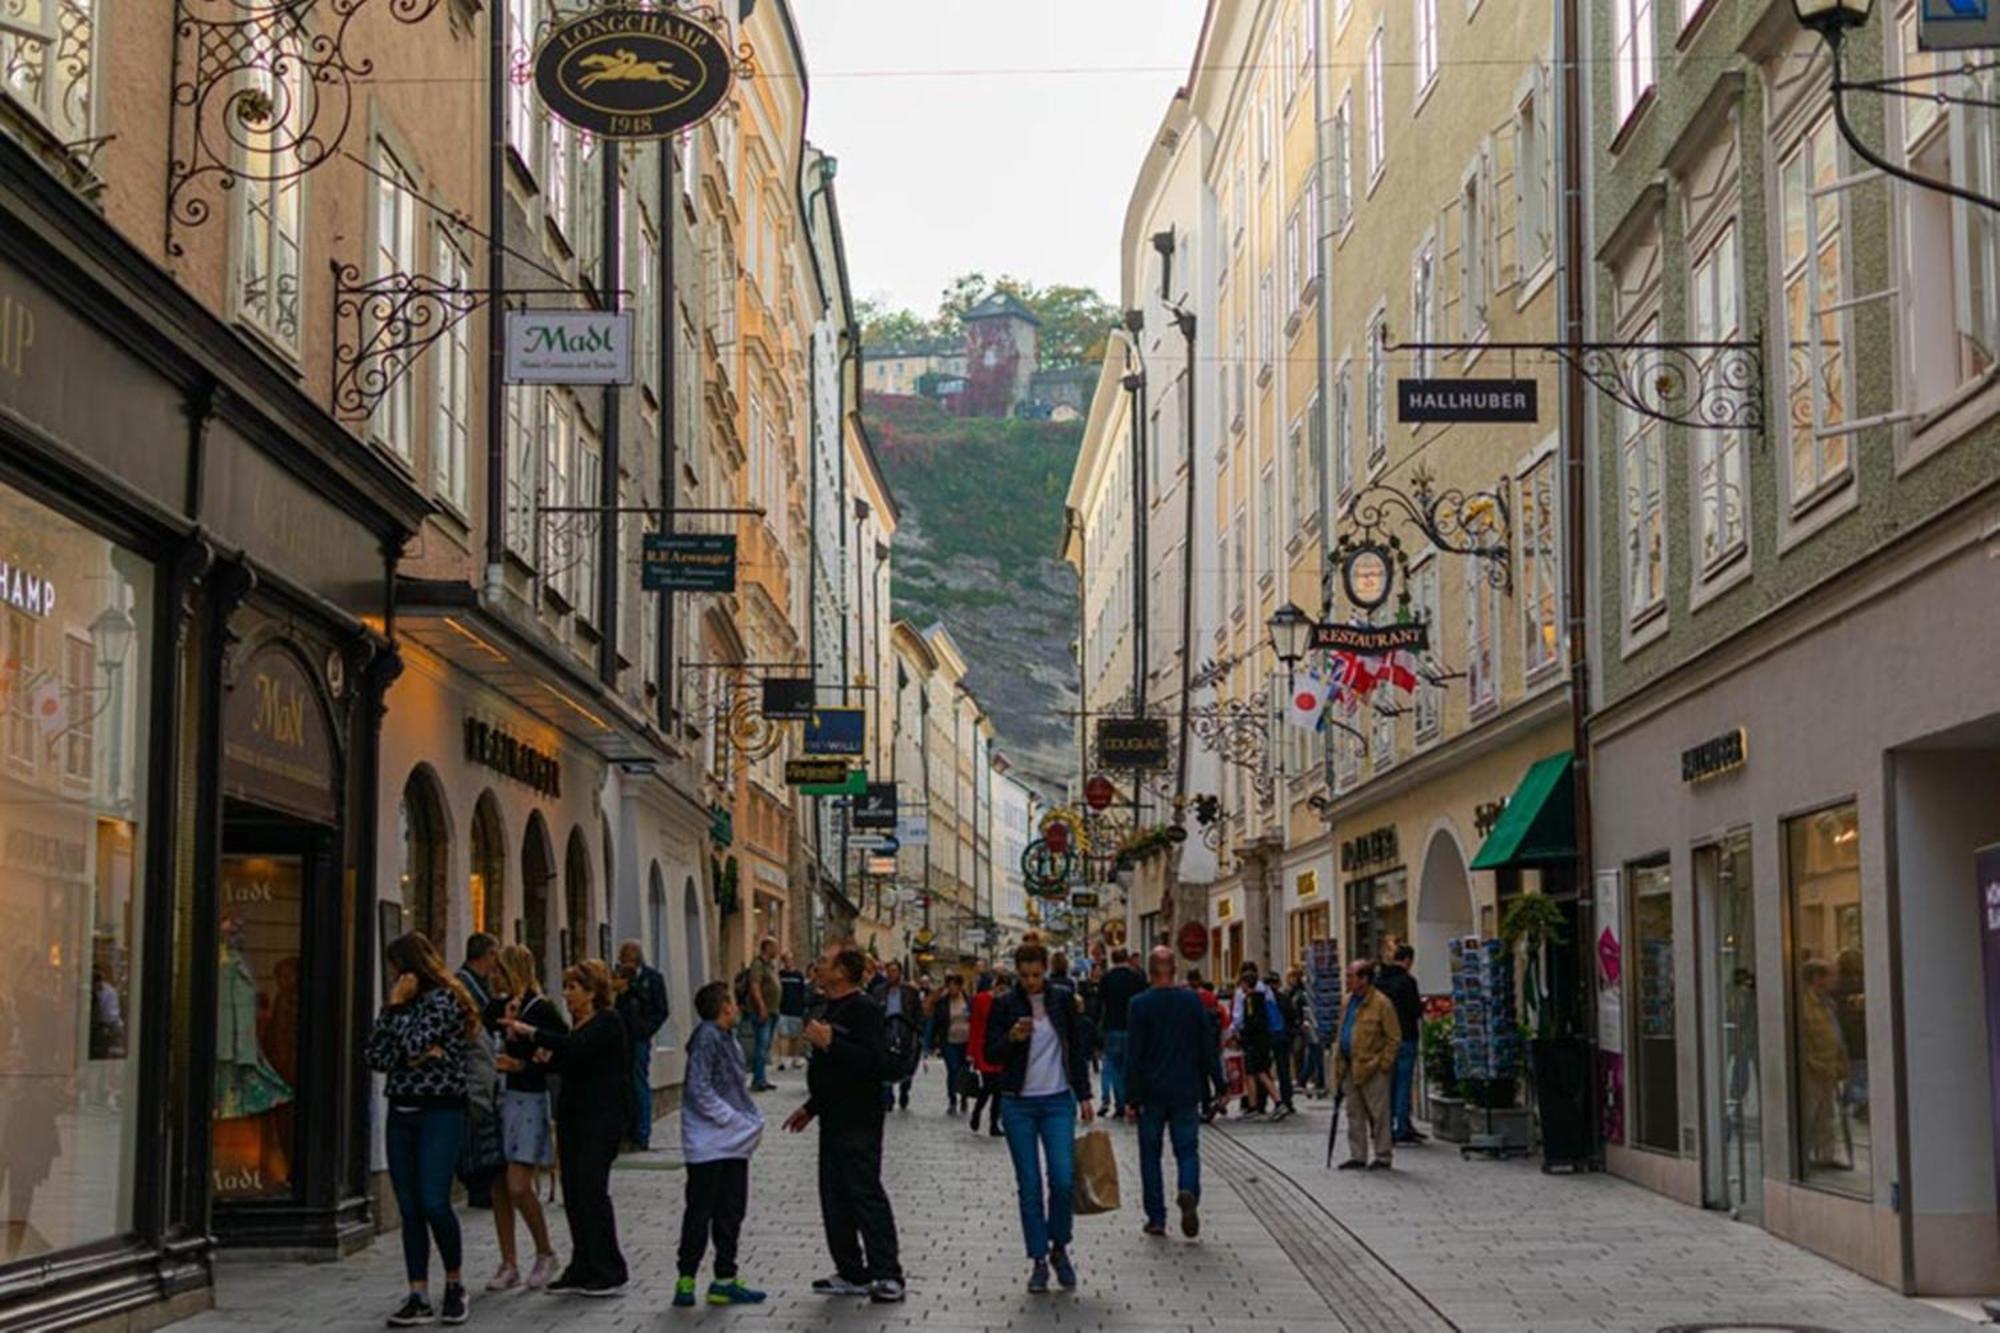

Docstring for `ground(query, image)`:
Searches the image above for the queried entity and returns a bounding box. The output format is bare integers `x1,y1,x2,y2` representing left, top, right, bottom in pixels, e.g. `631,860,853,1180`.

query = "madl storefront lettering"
223,646,338,824
465,717,563,798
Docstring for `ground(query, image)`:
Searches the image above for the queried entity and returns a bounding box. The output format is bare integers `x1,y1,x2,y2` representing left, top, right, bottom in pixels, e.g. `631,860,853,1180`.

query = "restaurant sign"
535,7,736,140
1309,621,1429,655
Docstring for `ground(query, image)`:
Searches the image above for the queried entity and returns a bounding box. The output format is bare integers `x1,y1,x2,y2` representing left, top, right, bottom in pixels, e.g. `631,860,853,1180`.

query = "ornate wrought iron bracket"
167,0,447,257
1341,466,1515,594
332,262,486,422
1382,329,1765,435
1188,692,1275,812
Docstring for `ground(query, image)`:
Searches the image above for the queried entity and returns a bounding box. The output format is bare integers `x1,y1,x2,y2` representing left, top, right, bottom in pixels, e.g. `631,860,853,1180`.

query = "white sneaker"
484,1263,519,1293
525,1253,558,1291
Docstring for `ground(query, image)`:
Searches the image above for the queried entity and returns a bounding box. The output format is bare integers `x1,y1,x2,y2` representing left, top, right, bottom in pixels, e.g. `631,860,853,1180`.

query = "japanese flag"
29,673,65,741
1285,669,1331,731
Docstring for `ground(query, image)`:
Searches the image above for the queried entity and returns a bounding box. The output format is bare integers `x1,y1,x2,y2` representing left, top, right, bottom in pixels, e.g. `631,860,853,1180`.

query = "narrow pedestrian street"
178,1065,1967,1333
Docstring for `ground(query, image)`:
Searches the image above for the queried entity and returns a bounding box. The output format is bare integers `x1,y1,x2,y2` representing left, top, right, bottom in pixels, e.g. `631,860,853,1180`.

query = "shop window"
399,769,449,947
1347,869,1408,967
1628,858,1679,1154
1787,803,1870,1198
469,791,506,939
564,827,591,966
0,0,95,147
213,853,303,1200
0,494,151,1258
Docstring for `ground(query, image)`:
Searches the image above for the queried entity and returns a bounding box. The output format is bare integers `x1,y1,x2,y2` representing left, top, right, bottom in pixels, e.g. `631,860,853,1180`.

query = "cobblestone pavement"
178,1066,1975,1333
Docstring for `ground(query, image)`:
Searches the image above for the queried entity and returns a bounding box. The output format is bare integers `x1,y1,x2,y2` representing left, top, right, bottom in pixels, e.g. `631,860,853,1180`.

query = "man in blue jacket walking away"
1125,946,1226,1239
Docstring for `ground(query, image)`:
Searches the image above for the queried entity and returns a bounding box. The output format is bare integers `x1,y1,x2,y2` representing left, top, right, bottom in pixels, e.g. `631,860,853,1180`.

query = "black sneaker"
580,1280,628,1297
440,1283,468,1325
870,1278,907,1303
812,1275,872,1296
544,1271,587,1294
386,1292,434,1327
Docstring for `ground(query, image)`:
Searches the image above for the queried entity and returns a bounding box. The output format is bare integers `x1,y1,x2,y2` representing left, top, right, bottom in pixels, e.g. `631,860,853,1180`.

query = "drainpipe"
1314,0,1337,811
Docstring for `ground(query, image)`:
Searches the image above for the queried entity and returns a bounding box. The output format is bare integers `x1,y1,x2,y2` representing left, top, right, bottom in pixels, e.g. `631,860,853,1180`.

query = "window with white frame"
1,0,96,144
505,387,537,560
1232,322,1248,429
576,132,602,284
432,232,471,513
1691,223,1745,568
1415,0,1440,98
1895,6,2000,411
1233,509,1248,618
1258,267,1275,374
1516,66,1556,275
546,115,573,242
574,427,600,622
1290,401,1318,529
1261,465,1278,579
1519,453,1559,675
505,0,539,165
62,632,93,782
544,390,575,595
1620,321,1667,621
1286,201,1305,303
1336,721,1361,788
1367,29,1386,182
1304,169,1322,290
1411,242,1437,376
1282,16,1299,105
1257,86,1273,171
1613,0,1655,126
1297,2,1314,84
1234,162,1248,246
1372,692,1396,771
370,139,419,460
236,31,305,354
1462,162,1490,336
1413,560,1441,740
1465,549,1499,710
1366,313,1388,463
1779,111,1849,501
637,208,661,402
1334,362,1355,498
1332,92,1354,230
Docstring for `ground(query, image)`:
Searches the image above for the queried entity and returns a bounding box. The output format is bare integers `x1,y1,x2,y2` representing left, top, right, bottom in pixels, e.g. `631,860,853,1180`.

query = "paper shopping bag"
1072,1128,1121,1215
1223,1048,1246,1098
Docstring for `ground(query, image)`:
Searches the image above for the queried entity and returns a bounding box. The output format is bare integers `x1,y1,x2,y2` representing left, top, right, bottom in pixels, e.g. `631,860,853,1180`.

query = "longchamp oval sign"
534,7,735,140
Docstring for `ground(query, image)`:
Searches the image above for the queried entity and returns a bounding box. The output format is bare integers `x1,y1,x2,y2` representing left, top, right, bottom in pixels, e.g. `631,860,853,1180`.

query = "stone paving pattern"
178,1065,1974,1333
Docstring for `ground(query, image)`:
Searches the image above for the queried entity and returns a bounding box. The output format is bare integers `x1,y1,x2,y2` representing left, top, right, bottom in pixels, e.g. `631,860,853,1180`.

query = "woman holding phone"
366,932,482,1327
982,942,1095,1294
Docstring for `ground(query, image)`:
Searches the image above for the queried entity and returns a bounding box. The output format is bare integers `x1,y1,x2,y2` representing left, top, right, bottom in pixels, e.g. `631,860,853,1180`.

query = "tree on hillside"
862,275,1119,369
1030,284,1119,370
857,297,940,349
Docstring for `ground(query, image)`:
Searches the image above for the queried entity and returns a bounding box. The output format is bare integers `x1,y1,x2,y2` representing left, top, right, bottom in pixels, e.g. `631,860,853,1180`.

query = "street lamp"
1790,0,1869,35
90,600,135,675
1266,601,1312,684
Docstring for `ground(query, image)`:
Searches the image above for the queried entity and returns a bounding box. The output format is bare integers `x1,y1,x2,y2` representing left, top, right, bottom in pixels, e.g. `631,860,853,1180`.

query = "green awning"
1470,752,1576,870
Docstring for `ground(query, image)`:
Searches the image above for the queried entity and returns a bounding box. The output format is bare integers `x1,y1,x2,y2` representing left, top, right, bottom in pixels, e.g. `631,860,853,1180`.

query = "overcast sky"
789,0,1208,316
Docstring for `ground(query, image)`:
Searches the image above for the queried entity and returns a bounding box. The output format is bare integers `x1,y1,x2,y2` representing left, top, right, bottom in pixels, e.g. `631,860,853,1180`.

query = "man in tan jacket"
1332,959,1403,1170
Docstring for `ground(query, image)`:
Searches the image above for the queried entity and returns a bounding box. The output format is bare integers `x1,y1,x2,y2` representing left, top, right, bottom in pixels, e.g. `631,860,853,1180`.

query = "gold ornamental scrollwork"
727,696,784,768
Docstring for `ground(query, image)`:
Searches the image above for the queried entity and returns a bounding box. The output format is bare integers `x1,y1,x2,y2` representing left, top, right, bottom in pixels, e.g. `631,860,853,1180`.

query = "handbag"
1072,1128,1121,1215
954,1063,982,1099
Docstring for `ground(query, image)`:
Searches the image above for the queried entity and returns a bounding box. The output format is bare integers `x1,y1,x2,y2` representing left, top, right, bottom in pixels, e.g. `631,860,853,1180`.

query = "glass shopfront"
1627,858,1679,1154
0,486,153,1261
1787,803,1869,1198
1347,868,1408,967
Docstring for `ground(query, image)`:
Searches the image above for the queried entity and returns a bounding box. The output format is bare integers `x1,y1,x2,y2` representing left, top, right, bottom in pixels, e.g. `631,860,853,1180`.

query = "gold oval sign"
534,7,735,141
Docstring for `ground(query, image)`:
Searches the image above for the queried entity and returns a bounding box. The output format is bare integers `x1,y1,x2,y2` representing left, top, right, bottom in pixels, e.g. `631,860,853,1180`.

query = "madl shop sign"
505,311,634,385
535,6,736,140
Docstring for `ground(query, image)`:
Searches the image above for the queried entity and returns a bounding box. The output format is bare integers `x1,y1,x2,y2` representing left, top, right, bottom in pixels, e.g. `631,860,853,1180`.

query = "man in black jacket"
1375,942,1425,1143
613,940,670,1149
785,947,904,1303
1096,948,1147,1119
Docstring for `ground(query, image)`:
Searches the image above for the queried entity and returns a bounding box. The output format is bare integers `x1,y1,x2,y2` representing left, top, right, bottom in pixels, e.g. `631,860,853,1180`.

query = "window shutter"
1492,123,1519,292
1437,201,1462,349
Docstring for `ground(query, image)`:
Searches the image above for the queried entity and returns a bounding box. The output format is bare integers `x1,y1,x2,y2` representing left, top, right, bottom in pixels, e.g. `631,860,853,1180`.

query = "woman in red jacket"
965,971,1012,1137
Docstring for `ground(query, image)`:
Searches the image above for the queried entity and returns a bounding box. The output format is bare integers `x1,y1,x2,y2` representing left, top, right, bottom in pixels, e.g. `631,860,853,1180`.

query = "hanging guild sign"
1084,774,1116,811
1310,621,1430,655
761,676,817,721
785,757,849,787
854,782,898,831
534,6,737,140
1096,716,1171,770
1396,377,1539,424
504,311,634,385
644,532,737,593
803,707,866,756
1920,0,2000,50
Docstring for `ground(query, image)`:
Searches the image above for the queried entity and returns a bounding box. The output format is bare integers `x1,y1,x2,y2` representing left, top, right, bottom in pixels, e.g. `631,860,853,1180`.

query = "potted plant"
1421,1014,1470,1143
1500,892,1594,1168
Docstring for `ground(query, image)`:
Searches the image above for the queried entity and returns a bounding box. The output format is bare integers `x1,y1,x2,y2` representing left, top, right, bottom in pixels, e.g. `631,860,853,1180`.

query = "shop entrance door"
1697,834,1760,1222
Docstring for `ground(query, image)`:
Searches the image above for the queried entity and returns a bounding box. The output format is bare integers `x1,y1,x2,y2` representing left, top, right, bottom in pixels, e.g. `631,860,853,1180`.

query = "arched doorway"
648,862,669,980
399,767,450,948
522,812,555,984
564,826,592,965
1416,826,1476,994
469,791,507,939
682,875,705,992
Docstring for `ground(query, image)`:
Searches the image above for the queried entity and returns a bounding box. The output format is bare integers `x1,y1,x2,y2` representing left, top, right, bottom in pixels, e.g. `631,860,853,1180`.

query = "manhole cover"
1660,1325,1842,1333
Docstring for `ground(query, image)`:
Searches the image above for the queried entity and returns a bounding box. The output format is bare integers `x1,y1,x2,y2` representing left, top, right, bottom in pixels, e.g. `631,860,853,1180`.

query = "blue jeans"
1100,1030,1127,1111
941,1043,969,1103
1137,1103,1200,1227
630,1039,654,1147
751,1015,776,1087
1301,1040,1327,1092
1391,1038,1419,1137
999,1091,1077,1259
385,1104,465,1284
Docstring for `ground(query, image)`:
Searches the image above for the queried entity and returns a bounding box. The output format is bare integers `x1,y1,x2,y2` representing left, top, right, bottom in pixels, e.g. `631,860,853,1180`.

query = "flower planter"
1463,1104,1534,1152
1429,1094,1470,1143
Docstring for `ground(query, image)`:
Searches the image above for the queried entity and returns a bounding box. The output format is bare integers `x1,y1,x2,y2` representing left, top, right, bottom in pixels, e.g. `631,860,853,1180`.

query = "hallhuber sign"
534,7,736,140
505,311,634,385
1396,378,1539,424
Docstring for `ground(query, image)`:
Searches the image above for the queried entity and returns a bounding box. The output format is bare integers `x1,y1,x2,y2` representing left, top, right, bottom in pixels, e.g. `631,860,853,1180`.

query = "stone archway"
564,826,592,965
522,811,556,986
1415,825,1476,994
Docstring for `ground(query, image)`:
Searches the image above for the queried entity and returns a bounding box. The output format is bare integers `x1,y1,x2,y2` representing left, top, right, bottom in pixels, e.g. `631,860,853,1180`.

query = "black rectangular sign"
761,677,817,720
1309,621,1430,655
1680,728,1747,784
1096,716,1172,770
786,757,850,786
854,782,898,830
1396,378,1539,424
804,707,866,756
643,532,737,592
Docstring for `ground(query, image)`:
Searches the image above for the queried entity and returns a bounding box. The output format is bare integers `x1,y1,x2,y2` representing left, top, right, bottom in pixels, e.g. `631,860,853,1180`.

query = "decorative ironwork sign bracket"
1341,466,1515,595
167,0,447,257
1381,331,1766,435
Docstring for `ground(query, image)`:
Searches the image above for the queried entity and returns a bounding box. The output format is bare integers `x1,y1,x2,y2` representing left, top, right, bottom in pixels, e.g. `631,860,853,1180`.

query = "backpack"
1271,985,1297,1038
733,966,753,1011
879,991,923,1083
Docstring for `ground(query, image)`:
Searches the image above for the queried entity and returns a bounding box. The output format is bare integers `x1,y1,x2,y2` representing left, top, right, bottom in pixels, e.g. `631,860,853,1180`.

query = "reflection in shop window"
213,855,301,1199
1788,803,1870,1198
1628,859,1679,1153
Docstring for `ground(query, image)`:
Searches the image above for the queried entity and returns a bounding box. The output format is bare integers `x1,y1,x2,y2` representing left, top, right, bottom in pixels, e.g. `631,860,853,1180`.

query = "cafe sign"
535,7,736,141
505,311,634,385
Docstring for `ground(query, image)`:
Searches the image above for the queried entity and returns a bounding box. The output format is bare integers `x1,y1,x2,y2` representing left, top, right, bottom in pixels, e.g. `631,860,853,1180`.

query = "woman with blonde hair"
366,932,481,1326
504,958,630,1296
480,944,566,1293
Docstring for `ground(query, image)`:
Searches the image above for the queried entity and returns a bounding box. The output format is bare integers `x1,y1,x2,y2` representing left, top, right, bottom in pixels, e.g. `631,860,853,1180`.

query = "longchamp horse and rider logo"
534,7,736,140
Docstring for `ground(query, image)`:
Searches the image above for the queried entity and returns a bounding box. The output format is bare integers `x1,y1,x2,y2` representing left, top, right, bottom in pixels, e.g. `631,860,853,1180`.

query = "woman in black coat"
503,958,629,1297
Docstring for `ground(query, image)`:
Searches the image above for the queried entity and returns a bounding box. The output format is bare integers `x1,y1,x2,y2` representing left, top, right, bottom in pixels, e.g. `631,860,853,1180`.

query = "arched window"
470,791,507,939
564,826,592,965
602,815,617,953
522,811,555,985
399,767,449,947
647,862,668,982
682,875,705,992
